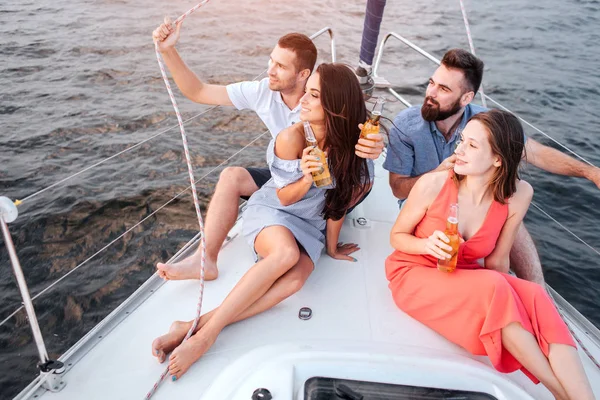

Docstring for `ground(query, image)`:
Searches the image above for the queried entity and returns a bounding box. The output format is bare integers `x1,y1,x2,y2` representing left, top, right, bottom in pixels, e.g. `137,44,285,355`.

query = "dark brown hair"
278,33,318,73
441,49,484,94
317,63,370,220
457,109,525,203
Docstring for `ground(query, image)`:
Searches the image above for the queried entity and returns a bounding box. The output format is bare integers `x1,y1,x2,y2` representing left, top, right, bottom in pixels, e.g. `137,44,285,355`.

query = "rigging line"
0,130,269,329
483,95,595,167
15,29,297,208
16,66,269,206
530,201,600,257
458,0,487,108
18,107,218,204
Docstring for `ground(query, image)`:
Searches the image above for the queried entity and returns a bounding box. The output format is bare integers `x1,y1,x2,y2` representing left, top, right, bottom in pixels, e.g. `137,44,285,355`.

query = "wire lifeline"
1,8,272,331
146,1,212,398
0,129,268,330
458,0,487,108
15,107,217,206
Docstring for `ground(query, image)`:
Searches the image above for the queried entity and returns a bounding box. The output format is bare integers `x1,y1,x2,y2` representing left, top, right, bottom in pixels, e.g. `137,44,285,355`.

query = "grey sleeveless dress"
242,139,331,264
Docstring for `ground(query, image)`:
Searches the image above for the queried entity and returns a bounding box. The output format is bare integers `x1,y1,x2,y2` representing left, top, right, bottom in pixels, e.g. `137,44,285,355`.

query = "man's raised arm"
152,17,233,106
525,138,600,189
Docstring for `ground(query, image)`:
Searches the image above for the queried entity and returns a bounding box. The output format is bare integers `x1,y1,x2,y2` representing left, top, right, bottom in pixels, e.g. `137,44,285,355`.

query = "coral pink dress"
385,171,575,383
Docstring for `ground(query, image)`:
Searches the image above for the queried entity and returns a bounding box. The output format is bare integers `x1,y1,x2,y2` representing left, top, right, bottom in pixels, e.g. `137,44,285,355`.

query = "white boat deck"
19,159,600,400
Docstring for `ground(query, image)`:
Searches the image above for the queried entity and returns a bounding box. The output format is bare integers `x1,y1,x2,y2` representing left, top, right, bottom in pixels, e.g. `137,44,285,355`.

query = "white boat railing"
372,31,596,167
372,31,599,257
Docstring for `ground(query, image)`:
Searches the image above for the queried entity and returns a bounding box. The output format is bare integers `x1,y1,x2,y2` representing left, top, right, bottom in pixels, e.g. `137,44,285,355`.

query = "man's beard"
421,96,462,121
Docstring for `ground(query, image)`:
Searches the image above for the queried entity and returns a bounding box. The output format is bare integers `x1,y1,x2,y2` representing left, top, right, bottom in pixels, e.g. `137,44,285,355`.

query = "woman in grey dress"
162,64,372,379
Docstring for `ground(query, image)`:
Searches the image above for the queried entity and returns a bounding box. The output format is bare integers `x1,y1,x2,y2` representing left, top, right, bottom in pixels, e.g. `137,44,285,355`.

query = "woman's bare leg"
152,253,314,362
501,322,568,400
548,343,595,400
167,226,303,379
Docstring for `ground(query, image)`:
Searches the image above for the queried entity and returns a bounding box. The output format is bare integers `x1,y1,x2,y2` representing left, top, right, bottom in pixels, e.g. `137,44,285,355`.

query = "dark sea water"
1,0,599,397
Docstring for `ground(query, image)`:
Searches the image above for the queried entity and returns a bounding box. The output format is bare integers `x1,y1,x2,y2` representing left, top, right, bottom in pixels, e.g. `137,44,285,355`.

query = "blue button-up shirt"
383,104,487,177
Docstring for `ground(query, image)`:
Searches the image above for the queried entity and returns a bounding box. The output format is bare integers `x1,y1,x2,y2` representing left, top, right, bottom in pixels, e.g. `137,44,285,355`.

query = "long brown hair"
317,63,370,220
456,109,525,203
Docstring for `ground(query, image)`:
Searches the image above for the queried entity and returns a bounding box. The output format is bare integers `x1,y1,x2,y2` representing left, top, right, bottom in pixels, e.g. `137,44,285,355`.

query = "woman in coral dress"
386,109,594,400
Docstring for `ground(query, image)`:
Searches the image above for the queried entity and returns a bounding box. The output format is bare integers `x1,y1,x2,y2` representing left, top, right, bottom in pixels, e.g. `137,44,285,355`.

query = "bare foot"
151,321,192,363
156,252,218,281
168,329,217,380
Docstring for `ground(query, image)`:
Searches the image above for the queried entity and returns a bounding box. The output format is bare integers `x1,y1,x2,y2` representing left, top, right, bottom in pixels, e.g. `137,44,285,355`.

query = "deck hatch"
304,377,498,399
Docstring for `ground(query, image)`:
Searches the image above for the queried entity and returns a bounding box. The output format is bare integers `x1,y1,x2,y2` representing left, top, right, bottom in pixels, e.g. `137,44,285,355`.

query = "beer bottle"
360,97,385,141
303,121,332,188
437,203,460,273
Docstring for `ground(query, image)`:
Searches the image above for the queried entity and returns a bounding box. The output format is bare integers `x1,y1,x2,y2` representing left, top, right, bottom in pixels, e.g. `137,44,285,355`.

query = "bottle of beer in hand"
437,203,460,273
360,97,385,141
303,121,332,188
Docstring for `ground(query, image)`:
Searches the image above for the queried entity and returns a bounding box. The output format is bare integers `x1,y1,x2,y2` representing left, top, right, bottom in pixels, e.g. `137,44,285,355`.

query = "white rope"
458,0,487,107
147,2,214,396
0,130,269,329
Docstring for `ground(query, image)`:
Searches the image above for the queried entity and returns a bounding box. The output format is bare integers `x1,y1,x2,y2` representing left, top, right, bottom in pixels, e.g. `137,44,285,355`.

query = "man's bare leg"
510,223,545,286
152,252,314,362
156,167,260,281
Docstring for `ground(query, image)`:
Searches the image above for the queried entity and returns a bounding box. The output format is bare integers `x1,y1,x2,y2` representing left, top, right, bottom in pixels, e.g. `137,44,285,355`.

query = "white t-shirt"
226,78,302,138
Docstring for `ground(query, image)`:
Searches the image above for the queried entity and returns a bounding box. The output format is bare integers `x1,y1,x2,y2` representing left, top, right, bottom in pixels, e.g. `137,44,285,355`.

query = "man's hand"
327,242,360,262
434,154,457,172
585,166,600,190
152,16,182,52
355,128,384,160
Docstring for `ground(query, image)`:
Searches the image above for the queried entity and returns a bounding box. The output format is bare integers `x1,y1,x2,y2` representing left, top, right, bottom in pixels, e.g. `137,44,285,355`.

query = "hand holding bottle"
356,97,385,159
423,230,454,260
300,146,324,184
355,129,384,159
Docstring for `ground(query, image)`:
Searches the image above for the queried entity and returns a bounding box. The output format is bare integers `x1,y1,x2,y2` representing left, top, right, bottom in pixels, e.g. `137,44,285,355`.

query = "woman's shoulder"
417,170,448,190
507,179,534,215
411,170,448,200
275,123,305,160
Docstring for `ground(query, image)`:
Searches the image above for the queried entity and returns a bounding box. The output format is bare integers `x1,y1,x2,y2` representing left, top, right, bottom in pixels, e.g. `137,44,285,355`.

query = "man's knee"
217,167,255,195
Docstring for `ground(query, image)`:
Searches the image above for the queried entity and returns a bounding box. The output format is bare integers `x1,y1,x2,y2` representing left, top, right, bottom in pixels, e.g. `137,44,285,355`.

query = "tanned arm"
152,18,233,106
525,138,600,189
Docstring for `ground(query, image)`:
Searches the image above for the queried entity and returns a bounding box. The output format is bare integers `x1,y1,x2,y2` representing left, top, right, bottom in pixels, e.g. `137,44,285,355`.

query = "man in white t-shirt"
152,18,384,281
